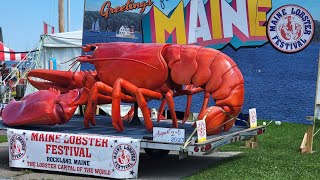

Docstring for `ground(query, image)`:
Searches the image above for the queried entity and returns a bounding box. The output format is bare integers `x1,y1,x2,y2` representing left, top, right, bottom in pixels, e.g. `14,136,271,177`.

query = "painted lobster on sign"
2,42,244,135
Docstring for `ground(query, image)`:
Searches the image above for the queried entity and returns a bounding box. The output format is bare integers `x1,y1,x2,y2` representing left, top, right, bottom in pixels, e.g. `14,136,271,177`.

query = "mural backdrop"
82,0,320,124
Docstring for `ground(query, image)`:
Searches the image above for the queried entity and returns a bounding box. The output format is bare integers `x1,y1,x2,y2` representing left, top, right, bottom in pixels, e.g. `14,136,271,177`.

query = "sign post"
300,51,320,154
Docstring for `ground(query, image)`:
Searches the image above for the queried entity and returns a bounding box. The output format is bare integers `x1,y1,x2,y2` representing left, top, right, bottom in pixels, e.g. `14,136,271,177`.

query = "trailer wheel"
144,148,170,158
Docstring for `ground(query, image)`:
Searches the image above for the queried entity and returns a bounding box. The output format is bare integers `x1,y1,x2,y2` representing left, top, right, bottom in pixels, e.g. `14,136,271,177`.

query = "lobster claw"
27,70,85,93
2,88,83,126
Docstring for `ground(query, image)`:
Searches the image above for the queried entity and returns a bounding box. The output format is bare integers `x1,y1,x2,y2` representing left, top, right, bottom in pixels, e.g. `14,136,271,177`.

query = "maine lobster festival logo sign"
112,144,137,171
267,5,314,53
9,134,26,160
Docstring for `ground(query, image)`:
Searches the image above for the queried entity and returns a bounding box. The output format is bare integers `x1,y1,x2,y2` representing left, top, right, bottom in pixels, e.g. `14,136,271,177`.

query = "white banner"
7,129,141,179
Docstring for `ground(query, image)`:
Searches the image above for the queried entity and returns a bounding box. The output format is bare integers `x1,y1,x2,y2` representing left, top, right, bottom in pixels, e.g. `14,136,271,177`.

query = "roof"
41,30,83,48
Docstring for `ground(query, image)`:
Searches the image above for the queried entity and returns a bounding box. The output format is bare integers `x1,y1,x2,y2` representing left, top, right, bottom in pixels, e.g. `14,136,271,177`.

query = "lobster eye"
90,46,97,51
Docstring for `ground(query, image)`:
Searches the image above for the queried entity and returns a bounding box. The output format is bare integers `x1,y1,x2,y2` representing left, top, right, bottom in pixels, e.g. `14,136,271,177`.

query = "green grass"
185,121,320,180
0,135,7,143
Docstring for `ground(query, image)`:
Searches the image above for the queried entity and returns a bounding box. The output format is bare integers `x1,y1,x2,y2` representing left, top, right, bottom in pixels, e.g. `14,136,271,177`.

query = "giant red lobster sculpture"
2,42,244,135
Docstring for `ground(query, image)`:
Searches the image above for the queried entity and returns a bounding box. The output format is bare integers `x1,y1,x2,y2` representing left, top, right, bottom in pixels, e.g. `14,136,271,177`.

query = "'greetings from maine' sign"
85,0,275,50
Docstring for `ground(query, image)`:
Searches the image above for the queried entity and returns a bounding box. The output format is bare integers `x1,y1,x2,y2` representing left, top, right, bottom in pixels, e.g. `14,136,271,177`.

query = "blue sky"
0,0,84,51
0,0,319,51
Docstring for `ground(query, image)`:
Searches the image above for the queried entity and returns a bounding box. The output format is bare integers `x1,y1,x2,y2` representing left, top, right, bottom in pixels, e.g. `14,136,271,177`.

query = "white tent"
23,31,83,97
40,30,83,70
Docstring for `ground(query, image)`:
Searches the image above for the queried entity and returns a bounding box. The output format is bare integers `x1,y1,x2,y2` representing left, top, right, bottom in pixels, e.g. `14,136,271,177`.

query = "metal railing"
0,41,42,103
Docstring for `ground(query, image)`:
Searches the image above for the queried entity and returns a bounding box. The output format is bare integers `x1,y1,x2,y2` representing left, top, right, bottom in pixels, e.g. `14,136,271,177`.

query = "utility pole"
58,0,65,32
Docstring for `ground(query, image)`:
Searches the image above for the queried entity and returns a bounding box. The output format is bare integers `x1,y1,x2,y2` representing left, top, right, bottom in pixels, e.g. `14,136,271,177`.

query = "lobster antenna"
61,56,78,64
68,60,79,69
69,62,81,72
71,62,82,79
68,60,78,71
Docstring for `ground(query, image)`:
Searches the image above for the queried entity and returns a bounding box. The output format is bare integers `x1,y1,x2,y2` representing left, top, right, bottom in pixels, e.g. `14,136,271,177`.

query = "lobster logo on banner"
267,5,314,53
112,144,137,171
9,134,27,160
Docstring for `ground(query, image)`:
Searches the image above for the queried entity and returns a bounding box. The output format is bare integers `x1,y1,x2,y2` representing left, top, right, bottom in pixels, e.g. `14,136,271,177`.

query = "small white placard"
249,108,257,128
196,120,207,143
153,127,185,143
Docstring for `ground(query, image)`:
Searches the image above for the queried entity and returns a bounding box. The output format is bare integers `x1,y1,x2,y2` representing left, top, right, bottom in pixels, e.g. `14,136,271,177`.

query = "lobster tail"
162,45,244,135
202,52,244,135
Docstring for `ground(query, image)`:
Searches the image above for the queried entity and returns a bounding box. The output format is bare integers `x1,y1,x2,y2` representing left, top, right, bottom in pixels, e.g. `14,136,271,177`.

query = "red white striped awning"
0,41,27,61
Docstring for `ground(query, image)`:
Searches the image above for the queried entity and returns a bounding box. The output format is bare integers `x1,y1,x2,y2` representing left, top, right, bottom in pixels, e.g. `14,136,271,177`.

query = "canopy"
0,41,27,61
40,30,83,71
41,30,83,48
25,31,83,96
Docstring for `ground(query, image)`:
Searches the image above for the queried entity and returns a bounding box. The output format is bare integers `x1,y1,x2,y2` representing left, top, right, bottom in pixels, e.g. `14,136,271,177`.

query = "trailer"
0,115,265,179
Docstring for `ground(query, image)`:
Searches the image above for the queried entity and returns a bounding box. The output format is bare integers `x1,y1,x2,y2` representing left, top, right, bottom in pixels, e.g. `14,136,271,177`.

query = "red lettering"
31,132,39,141
57,145,63,155
79,148,85,157
102,139,108,147
86,148,92,157
47,134,55,142
70,136,75,144
76,136,82,145
39,134,44,141
63,146,70,155
45,144,51,153
89,138,94,146
51,145,57,154
82,137,88,145
95,138,101,147
73,147,79,156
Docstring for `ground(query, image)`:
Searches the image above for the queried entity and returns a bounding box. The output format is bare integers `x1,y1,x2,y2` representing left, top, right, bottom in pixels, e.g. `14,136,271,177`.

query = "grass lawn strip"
0,135,7,143
185,121,319,179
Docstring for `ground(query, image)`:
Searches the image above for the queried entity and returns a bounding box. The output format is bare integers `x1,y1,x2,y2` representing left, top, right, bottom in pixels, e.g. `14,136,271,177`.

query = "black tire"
144,148,170,158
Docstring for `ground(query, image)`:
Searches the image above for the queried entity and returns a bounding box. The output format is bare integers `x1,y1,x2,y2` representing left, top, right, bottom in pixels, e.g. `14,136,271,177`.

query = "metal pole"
0,27,3,42
67,0,70,32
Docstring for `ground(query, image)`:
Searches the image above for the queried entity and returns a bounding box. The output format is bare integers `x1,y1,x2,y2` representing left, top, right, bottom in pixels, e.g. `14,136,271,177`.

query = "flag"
43,21,55,34
51,26,55,34
44,22,48,34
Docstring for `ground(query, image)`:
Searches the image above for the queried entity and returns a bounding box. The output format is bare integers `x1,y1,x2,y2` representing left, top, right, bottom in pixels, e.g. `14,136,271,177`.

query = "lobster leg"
197,92,210,119
112,78,163,132
157,99,167,122
165,90,178,128
175,86,205,123
122,106,134,121
84,81,136,129
182,95,192,123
